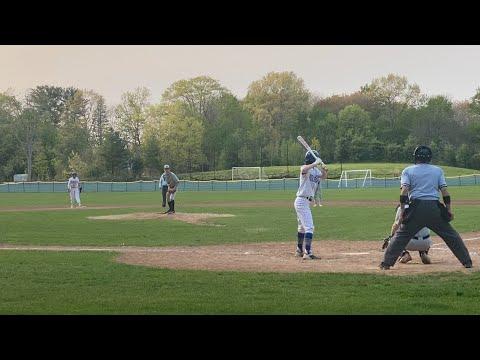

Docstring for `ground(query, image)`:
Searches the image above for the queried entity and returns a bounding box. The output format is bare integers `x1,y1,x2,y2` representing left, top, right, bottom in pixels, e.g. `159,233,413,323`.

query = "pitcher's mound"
88,212,235,226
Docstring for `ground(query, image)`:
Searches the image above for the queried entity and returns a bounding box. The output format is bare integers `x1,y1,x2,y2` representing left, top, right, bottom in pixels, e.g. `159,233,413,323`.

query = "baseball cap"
164,164,170,169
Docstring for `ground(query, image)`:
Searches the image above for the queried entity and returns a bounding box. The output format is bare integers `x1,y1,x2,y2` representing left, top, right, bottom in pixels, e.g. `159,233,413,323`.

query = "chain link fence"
1,174,479,193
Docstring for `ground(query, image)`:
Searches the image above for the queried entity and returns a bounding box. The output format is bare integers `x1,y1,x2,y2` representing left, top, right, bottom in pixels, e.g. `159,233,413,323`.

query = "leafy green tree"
243,71,311,142
99,128,129,179
361,74,426,134
162,76,228,119
114,87,151,149
13,107,42,180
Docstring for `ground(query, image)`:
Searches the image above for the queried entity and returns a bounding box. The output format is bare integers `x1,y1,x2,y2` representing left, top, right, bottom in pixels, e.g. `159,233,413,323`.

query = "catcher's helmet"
413,145,432,163
304,150,320,165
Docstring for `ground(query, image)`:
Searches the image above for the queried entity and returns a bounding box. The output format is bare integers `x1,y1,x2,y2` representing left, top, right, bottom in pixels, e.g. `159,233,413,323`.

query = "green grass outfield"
1,187,480,314
180,162,479,180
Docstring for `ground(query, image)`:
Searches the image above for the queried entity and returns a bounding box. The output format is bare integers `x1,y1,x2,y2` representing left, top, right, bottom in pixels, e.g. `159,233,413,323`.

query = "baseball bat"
296,135,326,167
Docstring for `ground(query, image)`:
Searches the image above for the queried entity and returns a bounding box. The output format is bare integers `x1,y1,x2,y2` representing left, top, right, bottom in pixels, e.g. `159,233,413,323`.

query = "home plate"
341,252,371,256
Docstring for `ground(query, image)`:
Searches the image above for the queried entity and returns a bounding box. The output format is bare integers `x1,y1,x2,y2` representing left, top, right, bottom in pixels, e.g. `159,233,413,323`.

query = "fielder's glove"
382,235,392,250
79,186,83,193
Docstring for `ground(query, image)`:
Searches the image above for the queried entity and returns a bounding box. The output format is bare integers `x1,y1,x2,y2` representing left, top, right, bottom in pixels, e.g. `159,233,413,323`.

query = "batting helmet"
413,145,432,163
304,150,320,165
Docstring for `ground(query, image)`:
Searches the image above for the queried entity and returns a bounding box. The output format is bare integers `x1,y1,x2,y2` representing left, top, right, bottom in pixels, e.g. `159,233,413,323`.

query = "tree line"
1,72,480,182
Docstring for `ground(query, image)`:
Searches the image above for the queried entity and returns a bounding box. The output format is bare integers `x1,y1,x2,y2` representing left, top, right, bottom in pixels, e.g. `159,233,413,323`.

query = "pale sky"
1,45,480,107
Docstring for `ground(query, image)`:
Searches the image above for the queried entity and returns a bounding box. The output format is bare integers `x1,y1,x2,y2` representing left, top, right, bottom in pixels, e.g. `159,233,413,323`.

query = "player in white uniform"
294,150,328,260
383,205,432,264
67,172,82,208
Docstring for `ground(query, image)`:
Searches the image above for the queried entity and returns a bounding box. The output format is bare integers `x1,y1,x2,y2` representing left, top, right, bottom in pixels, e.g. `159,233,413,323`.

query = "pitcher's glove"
382,235,392,250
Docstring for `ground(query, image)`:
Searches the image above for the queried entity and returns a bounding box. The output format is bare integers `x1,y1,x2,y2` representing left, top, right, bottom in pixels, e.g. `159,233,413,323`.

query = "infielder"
162,165,179,214
159,166,169,208
382,205,432,264
313,175,323,207
380,145,472,270
294,150,328,259
67,171,82,208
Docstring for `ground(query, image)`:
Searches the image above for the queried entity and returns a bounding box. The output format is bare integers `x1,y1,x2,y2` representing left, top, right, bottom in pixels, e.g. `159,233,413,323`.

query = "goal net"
338,169,372,188
231,167,267,180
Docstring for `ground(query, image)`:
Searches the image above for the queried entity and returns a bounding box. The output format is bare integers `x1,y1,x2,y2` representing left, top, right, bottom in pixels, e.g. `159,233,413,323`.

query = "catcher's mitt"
382,235,392,250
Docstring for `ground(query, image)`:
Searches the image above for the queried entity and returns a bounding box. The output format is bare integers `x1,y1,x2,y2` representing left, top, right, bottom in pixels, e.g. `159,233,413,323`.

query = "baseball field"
1,186,480,314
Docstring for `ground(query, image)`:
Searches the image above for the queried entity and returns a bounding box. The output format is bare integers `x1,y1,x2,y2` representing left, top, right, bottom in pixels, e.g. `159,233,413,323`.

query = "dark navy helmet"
304,150,320,165
413,145,432,163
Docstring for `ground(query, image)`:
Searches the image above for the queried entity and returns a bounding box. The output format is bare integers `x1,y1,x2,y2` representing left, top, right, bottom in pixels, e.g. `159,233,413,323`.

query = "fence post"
241,180,243,191
475,175,477,185
355,179,358,188
7,182,10,192
23,181,25,193
284,178,286,191
225,181,227,191
459,176,461,186
111,182,113,192
255,180,256,190
198,181,200,191
140,181,143,192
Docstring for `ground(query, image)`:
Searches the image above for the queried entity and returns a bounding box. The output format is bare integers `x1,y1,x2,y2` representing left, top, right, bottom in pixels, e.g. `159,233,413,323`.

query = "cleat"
399,250,412,264
295,248,303,257
167,211,175,215
379,262,390,270
419,251,431,264
302,252,319,260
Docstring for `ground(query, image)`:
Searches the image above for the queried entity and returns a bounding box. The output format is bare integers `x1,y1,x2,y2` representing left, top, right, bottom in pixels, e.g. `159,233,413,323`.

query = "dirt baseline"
116,235,480,275
2,234,479,275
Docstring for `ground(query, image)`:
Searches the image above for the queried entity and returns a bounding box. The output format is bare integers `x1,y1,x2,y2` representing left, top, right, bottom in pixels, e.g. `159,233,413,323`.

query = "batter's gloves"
382,235,392,250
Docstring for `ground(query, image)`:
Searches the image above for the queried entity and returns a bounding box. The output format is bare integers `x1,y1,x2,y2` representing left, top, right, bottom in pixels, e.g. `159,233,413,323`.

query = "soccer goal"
231,167,266,180
338,169,372,188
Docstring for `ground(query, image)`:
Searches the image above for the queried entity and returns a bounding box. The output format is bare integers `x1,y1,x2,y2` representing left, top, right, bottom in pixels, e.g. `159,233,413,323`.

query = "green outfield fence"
1,174,480,193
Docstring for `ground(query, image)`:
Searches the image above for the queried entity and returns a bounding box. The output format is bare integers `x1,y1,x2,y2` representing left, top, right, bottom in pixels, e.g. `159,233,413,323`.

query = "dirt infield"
1,199,479,213
87,212,235,226
1,233,479,276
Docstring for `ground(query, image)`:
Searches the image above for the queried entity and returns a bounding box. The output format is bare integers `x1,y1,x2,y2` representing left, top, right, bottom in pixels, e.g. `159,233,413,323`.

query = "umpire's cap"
413,145,432,163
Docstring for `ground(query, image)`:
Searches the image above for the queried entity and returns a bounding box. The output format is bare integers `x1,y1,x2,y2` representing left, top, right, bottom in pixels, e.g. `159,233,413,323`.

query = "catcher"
162,165,179,214
382,205,432,264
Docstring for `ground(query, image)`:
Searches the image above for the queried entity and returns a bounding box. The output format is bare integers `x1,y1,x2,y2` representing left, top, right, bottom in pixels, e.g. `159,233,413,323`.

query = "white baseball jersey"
296,167,323,198
294,166,324,235
68,176,80,189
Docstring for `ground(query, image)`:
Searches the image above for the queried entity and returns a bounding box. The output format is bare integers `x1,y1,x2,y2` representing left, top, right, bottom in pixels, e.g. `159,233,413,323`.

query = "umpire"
380,145,472,270
159,165,169,208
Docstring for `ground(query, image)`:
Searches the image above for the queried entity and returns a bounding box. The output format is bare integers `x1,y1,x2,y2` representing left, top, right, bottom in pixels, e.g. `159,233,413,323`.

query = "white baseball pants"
294,197,314,233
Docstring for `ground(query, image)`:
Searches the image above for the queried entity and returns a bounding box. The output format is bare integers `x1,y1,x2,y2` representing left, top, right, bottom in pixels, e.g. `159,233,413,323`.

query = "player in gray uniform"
383,205,432,264
313,176,323,207
294,150,328,260
380,145,472,270
162,165,180,214
159,166,169,208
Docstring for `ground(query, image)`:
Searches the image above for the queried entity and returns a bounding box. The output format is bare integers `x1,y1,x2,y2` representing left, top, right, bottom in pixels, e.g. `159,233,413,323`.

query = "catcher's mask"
304,150,320,165
413,145,432,163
